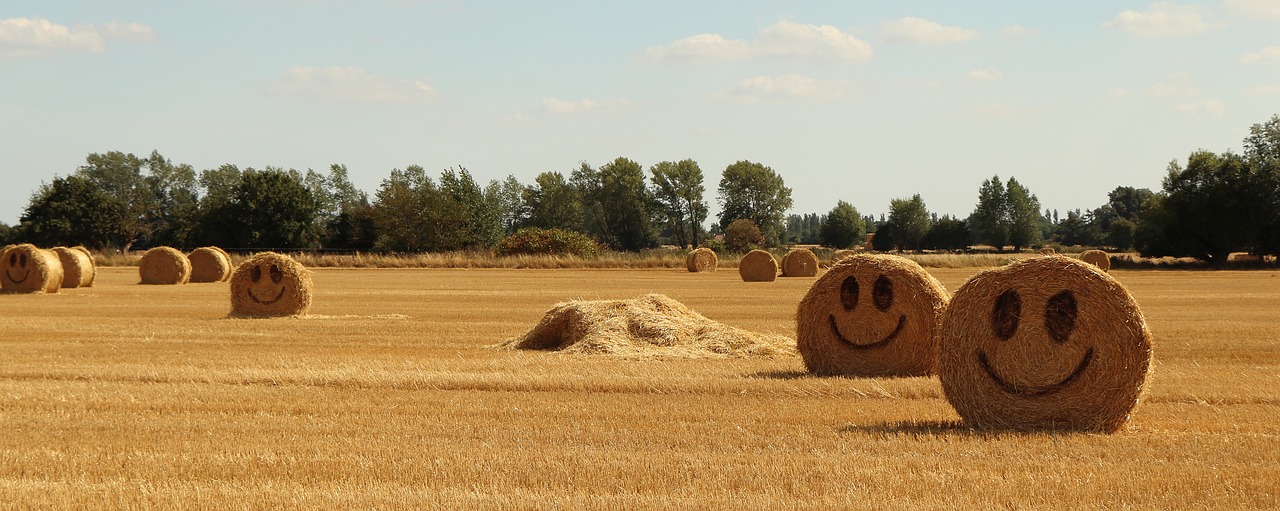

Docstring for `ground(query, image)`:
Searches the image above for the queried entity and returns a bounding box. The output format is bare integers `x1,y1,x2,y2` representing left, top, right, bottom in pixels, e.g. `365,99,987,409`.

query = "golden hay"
188,247,232,283
229,252,314,317
70,246,96,285
938,256,1152,432
685,247,718,272
211,246,234,280
780,248,819,277
738,249,779,282
828,249,857,267
51,246,94,288
499,294,795,358
796,253,949,376
138,247,191,285
1080,249,1111,272
1,244,63,294
1040,247,1057,255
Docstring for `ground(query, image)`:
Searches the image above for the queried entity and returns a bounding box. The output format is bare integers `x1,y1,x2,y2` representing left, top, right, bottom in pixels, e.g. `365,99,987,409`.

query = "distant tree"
0,222,11,245
886,194,931,252
870,222,896,251
210,168,322,249
15,175,127,249
716,160,793,246
486,175,527,235
922,215,971,251
142,151,199,247
970,175,1008,250
819,201,864,249
575,157,656,251
1054,209,1101,247
723,218,764,253
649,159,708,248
74,151,156,251
524,171,582,232
1006,177,1042,251
1142,151,1273,263
438,166,504,249
321,164,376,250
1106,218,1136,251
371,165,439,252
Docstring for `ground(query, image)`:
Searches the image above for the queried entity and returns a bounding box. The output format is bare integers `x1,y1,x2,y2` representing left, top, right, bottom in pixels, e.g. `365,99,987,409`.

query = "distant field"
2,266,1278,509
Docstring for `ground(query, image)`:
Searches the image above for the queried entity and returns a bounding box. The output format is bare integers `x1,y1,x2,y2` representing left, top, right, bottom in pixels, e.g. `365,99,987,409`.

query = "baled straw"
188,247,232,283
685,247,718,272
828,249,857,267
211,247,234,281
780,248,819,277
139,246,191,285
499,293,794,359
70,246,96,286
738,249,779,282
229,252,314,317
1040,247,1056,255
796,253,949,376
1,244,63,294
1080,249,1110,272
938,255,1152,432
51,246,94,288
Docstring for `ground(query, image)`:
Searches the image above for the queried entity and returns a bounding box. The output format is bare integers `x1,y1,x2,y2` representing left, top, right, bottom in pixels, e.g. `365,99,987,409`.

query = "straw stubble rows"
1,266,1278,509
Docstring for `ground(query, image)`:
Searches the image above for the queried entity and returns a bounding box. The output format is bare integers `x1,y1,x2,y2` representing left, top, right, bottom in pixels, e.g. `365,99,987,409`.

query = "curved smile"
829,314,906,350
978,348,1094,397
248,286,287,305
5,268,29,284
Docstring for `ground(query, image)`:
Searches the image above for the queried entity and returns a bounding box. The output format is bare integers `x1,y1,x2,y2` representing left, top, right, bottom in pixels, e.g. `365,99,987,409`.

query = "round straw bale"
938,256,1152,432
229,252,313,317
1,244,63,294
211,246,234,280
780,248,819,277
138,246,191,285
188,247,233,283
828,249,857,267
1079,249,1110,272
1039,247,1056,255
685,247,718,272
51,246,94,288
70,246,97,286
738,249,779,282
796,254,949,376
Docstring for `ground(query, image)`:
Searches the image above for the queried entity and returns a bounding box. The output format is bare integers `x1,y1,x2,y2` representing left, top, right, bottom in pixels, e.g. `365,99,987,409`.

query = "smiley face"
796,254,949,376
5,250,30,284
1,244,62,294
938,256,1152,432
229,252,313,317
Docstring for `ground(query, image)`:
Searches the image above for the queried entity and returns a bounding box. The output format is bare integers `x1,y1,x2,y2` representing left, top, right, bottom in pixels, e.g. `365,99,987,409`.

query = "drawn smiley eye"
873,275,894,312
840,276,859,311
7,253,14,267
1044,290,1078,343
251,265,262,283
992,289,1021,340
270,264,283,284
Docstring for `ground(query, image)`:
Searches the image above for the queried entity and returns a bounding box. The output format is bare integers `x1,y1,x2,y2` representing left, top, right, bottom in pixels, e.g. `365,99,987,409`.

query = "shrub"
496,227,598,257
724,219,764,253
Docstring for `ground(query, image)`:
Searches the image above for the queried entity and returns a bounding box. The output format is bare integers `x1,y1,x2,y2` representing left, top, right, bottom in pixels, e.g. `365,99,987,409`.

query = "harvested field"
1,267,1278,509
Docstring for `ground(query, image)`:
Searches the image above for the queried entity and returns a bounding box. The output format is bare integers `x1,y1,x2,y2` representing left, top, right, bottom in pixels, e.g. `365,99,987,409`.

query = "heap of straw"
229,252,314,317
499,294,795,358
52,246,94,288
1080,249,1111,272
1,244,63,294
139,247,191,285
738,249,779,282
796,253,949,376
188,246,233,283
938,255,1152,432
780,248,819,277
685,247,718,272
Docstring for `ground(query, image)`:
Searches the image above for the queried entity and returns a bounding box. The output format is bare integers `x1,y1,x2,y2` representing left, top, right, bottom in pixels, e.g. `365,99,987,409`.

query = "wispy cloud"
1102,2,1212,38
644,20,871,64
0,17,106,58
1173,98,1225,116
539,97,633,115
266,66,436,103
715,74,848,101
1241,46,1280,65
102,21,157,43
1223,0,1280,19
880,17,977,45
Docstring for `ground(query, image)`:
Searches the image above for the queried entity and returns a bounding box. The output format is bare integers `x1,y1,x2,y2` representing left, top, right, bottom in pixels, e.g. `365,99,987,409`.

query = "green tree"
970,175,1008,250
723,218,764,253
321,164,377,250
439,166,503,249
209,168,321,249
75,151,155,251
1106,218,1136,251
1006,177,1042,251
486,175,527,235
922,215,971,251
524,171,582,232
1054,209,1101,246
716,160,793,246
371,165,439,252
143,151,199,247
885,194,931,252
15,175,127,249
575,157,656,251
649,159,708,248
1144,151,1271,263
818,201,864,249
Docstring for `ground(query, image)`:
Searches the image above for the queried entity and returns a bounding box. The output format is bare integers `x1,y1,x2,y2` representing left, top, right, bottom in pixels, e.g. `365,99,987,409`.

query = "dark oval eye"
1044,290,1078,343
992,289,1021,340
872,275,893,312
19,253,27,267
7,253,14,266
270,264,284,284
250,265,262,283
839,276,859,311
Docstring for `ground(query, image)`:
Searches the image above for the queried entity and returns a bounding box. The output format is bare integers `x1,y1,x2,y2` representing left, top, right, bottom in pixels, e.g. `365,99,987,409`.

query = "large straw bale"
139,246,191,285
70,246,96,285
685,247,718,272
188,247,232,283
938,256,1152,432
738,249,779,282
52,246,94,288
229,252,313,317
1080,249,1110,272
1,244,63,294
796,254,949,376
500,294,794,358
780,248,819,277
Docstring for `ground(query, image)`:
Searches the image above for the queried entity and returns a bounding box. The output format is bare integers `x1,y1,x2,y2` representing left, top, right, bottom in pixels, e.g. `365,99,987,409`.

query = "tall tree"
371,165,438,252
16,175,127,249
593,157,657,251
486,175,527,235
439,166,503,249
886,194,932,252
970,175,1008,250
75,151,155,251
819,201,864,249
209,168,321,249
523,171,582,232
1005,177,1042,251
1144,151,1271,263
143,151,199,247
649,159,709,248
716,160,793,246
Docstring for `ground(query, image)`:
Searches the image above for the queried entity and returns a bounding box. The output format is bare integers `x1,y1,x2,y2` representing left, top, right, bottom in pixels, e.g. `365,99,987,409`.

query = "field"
2,265,1279,509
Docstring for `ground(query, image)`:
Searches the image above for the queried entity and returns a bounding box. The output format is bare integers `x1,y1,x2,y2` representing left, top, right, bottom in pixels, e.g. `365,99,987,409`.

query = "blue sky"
2,1,1278,226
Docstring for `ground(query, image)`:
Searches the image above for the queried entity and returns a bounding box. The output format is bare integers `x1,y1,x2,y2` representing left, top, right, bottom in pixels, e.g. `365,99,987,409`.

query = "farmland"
2,266,1278,509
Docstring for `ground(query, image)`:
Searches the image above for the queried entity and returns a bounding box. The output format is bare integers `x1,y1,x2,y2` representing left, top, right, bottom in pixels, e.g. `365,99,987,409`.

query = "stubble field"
2,265,1278,509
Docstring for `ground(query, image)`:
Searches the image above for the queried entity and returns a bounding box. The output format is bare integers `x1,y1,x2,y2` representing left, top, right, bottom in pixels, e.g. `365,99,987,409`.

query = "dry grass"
2,266,1278,508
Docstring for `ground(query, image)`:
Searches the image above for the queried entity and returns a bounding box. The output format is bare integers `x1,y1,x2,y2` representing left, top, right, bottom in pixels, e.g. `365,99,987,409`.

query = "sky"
2,0,1279,226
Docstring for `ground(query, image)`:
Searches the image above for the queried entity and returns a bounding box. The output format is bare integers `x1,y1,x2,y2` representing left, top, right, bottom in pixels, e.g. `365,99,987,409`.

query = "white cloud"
880,17,977,45
266,66,435,103
966,68,1003,81
715,74,848,101
645,20,871,63
1223,0,1280,19
539,98,632,115
1173,98,1225,116
1102,2,1211,38
1001,24,1038,37
102,21,157,43
0,17,106,58
1241,46,1280,65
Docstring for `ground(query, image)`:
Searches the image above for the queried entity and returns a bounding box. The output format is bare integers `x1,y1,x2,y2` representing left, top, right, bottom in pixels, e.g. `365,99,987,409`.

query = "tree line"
3,114,1278,265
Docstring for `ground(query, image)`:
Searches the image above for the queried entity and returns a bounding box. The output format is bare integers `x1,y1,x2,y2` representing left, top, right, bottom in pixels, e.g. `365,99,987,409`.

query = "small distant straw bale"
139,247,191,285
1040,247,1056,255
499,294,795,358
685,247,718,272
781,248,819,277
1080,249,1110,272
1,244,63,294
52,246,94,288
828,249,857,267
229,252,314,317
739,249,779,282
188,247,233,283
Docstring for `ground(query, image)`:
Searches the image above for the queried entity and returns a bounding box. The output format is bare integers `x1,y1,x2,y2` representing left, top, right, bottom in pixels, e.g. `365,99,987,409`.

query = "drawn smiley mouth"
248,286,287,305
977,348,1094,397
828,314,906,350
5,268,29,284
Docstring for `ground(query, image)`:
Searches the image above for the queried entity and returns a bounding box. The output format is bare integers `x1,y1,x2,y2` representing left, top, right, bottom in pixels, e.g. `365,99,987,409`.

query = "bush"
496,227,598,257
724,219,764,253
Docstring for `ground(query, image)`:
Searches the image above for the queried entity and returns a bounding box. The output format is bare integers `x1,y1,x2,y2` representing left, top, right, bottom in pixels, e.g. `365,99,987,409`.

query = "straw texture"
780,248,819,277
188,247,232,283
52,246,94,288
738,249,779,282
685,247,718,272
139,247,191,285
1,244,63,294
229,252,314,317
1080,249,1111,272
